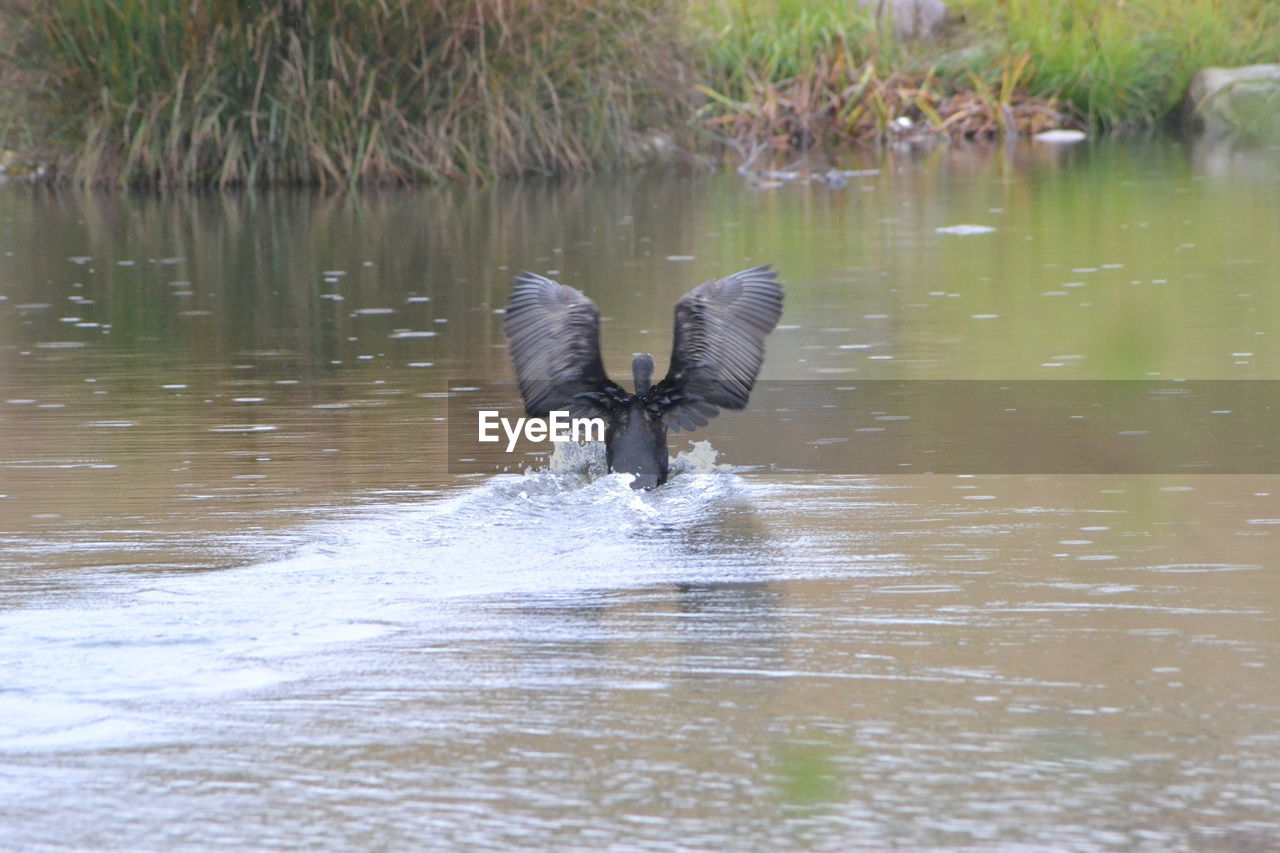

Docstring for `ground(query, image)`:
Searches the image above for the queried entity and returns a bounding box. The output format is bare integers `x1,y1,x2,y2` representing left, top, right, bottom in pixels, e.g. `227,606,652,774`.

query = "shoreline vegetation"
0,0,1276,187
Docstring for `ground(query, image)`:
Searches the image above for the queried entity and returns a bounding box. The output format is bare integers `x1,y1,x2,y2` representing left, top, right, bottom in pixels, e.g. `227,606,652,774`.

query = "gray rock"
860,0,950,42
1186,65,1280,142
819,169,847,189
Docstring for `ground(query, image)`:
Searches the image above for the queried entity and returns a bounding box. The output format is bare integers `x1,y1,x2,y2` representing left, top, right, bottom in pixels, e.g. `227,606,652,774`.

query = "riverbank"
1,0,1276,187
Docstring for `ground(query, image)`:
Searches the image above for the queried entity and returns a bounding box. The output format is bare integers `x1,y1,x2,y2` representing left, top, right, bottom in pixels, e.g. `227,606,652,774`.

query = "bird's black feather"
651,265,784,432
501,265,784,487
501,272,624,418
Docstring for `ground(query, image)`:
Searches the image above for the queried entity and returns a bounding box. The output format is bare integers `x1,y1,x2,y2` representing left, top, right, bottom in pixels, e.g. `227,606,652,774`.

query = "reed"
690,0,1280,156
694,0,877,95
2,0,1278,186
977,0,1280,128
5,0,689,186
692,0,1072,154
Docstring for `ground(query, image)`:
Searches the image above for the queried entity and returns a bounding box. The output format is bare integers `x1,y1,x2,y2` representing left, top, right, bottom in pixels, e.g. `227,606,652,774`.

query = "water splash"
0,441,829,753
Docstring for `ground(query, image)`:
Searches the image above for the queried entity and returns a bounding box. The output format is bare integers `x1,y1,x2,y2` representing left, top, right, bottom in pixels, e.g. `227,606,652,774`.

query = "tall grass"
692,0,1071,152
5,0,689,186
694,0,878,97
2,0,1278,186
690,0,1280,153
967,0,1280,128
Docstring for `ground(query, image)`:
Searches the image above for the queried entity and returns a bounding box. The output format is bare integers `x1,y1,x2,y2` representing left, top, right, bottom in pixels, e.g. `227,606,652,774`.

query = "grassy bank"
982,0,1280,127
0,0,690,186
695,0,1280,154
1,0,1277,186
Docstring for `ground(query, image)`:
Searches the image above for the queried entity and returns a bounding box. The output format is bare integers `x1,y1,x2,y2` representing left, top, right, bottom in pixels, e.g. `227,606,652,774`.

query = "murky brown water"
2,140,1279,851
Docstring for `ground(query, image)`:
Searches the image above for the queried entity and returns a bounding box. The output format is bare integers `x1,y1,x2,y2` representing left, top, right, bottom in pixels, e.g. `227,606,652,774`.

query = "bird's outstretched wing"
502,272,624,418
651,265,784,432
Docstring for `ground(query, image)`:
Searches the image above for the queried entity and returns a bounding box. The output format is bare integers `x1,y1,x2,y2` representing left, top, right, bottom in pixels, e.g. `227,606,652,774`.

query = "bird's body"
604,394,669,491
502,265,784,489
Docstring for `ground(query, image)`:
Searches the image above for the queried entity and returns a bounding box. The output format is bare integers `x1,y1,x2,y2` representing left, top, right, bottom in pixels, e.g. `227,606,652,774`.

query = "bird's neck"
631,354,654,395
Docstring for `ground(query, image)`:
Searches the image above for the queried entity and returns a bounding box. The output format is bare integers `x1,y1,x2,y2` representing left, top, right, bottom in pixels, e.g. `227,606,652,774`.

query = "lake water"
2,139,1279,851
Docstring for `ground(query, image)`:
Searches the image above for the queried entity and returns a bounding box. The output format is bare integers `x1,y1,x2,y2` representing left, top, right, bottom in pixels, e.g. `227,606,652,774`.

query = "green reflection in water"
3,138,1277,383
1,138,1277,521
775,741,844,808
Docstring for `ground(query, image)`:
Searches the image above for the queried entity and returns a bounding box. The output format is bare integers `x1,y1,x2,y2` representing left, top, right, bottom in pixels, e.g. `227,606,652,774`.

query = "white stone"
1033,129,1088,144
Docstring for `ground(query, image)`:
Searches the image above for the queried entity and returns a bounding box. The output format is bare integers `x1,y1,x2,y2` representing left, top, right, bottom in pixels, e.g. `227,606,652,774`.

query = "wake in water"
434,439,750,540
509,438,738,498
0,441,761,750
268,439,766,601
0,438,902,752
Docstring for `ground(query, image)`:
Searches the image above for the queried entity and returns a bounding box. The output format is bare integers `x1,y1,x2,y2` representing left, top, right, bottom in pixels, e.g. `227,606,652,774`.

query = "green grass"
2,0,689,186
694,0,1280,131
960,0,1280,127
693,0,878,93
689,0,1070,150
0,0,1277,186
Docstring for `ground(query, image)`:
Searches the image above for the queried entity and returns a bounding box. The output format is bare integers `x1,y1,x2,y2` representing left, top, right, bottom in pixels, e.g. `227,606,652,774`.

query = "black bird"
502,265,784,489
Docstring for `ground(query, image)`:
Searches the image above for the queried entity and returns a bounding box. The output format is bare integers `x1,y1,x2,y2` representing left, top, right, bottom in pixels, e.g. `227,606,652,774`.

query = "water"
2,140,1279,851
